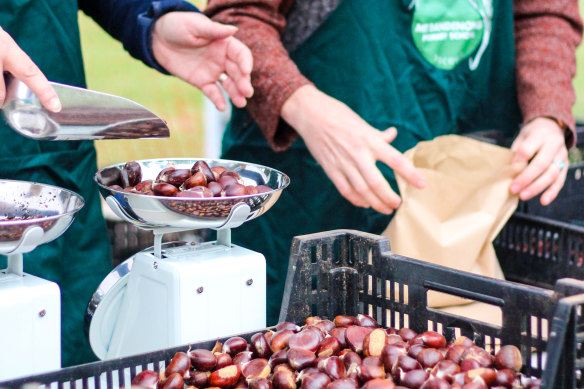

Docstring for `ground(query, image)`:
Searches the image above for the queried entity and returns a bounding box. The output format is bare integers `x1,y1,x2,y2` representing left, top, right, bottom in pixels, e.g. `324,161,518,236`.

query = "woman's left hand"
510,117,569,206
152,12,253,111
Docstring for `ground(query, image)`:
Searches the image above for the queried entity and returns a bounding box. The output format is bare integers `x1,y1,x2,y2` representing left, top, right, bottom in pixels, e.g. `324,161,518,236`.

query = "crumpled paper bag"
383,135,524,308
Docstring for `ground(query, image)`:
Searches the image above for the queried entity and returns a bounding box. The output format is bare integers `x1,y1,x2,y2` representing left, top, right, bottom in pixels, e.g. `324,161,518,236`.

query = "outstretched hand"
0,27,60,112
281,85,426,215
152,12,254,111
510,117,569,206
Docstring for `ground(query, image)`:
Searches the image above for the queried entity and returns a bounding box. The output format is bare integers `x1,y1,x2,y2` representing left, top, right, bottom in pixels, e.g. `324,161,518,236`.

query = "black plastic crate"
495,213,584,289
3,230,584,388
280,230,584,388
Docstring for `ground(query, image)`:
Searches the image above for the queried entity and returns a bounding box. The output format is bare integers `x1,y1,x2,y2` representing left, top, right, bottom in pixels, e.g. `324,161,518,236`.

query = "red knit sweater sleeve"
205,0,310,151
514,0,583,147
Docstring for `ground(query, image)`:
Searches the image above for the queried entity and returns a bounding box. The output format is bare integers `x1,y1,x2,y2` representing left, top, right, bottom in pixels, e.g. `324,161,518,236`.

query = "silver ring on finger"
218,73,228,83
552,158,566,171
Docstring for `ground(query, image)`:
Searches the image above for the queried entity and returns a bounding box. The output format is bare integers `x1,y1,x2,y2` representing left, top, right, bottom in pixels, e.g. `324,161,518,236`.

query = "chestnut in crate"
133,316,537,389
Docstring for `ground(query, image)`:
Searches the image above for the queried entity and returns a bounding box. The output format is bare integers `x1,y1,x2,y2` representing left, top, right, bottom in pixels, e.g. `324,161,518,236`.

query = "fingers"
509,117,569,205
201,83,226,111
352,158,402,213
218,75,247,108
377,145,426,189
226,38,253,77
540,160,568,206
0,29,60,112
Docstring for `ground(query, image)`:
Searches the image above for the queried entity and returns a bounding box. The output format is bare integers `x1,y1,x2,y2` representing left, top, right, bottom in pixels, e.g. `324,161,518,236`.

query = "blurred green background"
80,3,584,169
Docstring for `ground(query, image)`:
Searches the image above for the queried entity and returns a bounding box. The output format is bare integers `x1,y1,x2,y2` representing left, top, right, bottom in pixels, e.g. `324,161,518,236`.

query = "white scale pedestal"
89,202,267,360
0,227,61,381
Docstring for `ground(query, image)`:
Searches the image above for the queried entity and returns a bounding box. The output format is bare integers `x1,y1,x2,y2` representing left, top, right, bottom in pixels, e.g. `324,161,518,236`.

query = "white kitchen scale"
0,180,85,381
86,159,289,361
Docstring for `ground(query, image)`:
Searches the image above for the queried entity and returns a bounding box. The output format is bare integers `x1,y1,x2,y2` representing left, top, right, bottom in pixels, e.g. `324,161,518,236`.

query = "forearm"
78,0,198,72
514,0,583,147
206,0,312,151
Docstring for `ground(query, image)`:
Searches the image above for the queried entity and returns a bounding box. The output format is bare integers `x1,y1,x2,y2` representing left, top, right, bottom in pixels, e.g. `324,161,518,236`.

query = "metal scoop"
1,73,170,140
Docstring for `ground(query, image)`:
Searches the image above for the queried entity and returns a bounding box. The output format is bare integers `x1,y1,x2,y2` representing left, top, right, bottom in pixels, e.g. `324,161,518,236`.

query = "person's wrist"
281,84,322,137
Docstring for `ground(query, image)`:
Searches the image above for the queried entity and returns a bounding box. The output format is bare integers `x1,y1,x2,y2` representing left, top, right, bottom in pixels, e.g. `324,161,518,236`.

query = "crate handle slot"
423,281,505,307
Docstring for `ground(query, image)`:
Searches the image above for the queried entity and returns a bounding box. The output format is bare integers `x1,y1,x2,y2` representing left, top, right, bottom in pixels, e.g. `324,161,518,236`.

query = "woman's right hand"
0,27,61,112
281,84,426,215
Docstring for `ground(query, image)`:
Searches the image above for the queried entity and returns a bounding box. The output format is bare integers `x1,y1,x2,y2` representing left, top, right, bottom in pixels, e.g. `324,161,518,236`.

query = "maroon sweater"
206,0,583,151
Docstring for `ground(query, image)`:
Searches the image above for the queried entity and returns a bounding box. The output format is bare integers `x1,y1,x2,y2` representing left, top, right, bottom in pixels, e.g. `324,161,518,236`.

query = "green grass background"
80,3,584,169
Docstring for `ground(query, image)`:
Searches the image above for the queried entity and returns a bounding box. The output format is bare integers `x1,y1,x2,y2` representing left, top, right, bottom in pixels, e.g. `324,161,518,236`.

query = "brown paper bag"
383,135,524,308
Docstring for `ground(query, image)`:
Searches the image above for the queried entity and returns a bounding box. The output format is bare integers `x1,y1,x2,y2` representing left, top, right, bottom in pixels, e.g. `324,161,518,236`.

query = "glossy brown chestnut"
99,166,123,187
288,348,317,371
271,369,297,389
300,371,331,389
464,368,496,386
321,356,345,380
398,328,417,342
380,344,407,371
326,377,360,389
152,182,178,196
289,329,322,352
188,371,211,387
330,327,348,349
430,360,460,380
249,332,272,359
189,348,217,371
364,328,389,357
224,183,246,196
494,345,522,372
304,316,322,326
270,329,295,352
122,161,142,187
494,369,516,388
207,181,224,197
242,358,271,379
359,356,386,382
345,326,373,354
361,378,395,389
191,161,215,183
132,370,160,388
215,353,234,370
157,372,184,389
341,351,362,371
417,348,444,369
445,345,467,365
399,369,429,389
356,314,379,328
233,351,255,368
165,351,191,377
420,332,446,349
419,377,449,389
223,337,249,357
211,166,227,181
317,336,341,357
276,322,301,332
313,320,335,333
248,377,272,389
209,365,242,387
184,171,207,188
333,315,357,327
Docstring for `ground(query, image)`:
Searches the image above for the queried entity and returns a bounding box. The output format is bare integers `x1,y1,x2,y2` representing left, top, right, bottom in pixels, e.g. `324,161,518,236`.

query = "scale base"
0,271,60,380
90,241,266,360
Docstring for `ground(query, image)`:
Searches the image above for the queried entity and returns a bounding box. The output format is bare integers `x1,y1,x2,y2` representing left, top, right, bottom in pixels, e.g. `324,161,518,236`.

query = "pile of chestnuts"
98,160,272,198
131,314,539,389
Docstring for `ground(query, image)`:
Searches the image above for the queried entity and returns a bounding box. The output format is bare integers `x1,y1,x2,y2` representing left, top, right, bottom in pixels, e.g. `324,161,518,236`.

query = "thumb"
189,14,238,40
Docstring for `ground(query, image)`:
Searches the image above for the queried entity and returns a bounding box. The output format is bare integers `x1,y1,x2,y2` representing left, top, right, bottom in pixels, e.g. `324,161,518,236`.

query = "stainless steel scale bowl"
0,179,84,253
0,179,84,380
95,158,289,230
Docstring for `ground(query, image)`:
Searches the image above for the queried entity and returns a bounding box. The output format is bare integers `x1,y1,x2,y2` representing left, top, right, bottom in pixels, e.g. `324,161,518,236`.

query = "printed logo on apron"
410,0,493,70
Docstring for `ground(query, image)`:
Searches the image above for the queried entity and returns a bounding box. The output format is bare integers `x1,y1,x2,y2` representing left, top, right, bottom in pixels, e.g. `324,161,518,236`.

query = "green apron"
0,0,112,367
222,0,522,325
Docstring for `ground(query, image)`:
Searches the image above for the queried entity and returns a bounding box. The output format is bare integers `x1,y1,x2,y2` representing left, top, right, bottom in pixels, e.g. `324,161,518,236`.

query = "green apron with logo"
0,0,112,367
222,0,522,325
